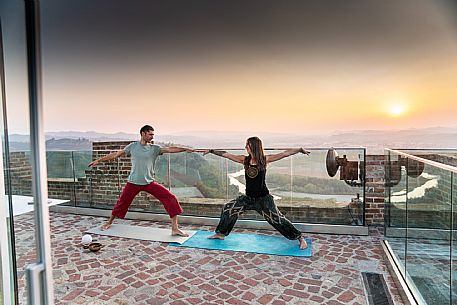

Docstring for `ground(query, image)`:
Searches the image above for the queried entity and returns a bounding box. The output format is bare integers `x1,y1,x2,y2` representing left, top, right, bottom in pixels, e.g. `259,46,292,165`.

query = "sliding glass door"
1,0,55,302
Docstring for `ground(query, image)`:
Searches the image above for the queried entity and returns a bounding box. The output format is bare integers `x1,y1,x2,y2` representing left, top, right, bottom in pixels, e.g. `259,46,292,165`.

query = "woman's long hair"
245,137,267,171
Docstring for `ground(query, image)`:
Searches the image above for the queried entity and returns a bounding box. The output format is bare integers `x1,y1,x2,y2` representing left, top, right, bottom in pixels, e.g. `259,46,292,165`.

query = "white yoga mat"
87,224,196,244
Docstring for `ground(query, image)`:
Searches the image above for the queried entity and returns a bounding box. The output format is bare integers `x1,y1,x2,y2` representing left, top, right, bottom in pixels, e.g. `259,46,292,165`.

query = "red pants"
112,182,183,219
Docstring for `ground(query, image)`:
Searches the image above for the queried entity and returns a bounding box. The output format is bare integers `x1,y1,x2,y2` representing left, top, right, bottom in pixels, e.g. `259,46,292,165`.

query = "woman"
203,137,310,250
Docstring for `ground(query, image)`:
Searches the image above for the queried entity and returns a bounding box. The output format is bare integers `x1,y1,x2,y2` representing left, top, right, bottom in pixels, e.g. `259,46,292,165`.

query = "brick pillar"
365,155,386,225
7,152,33,195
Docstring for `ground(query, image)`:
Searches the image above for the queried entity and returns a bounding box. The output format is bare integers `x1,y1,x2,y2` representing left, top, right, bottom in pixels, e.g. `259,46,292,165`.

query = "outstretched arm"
88,150,125,167
266,148,310,163
203,149,245,164
160,146,195,154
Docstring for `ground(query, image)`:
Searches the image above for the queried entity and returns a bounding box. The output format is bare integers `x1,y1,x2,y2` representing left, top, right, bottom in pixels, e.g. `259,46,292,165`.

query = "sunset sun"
388,101,407,117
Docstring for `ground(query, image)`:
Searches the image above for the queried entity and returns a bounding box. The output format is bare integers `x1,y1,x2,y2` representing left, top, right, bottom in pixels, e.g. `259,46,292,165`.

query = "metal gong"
326,149,339,177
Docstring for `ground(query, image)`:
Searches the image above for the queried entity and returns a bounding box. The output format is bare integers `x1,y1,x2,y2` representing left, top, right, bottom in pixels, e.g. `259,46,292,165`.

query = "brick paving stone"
278,278,292,287
330,286,344,294
242,278,258,287
227,298,250,305
284,288,310,299
179,270,196,279
298,278,322,286
310,295,325,303
199,283,221,294
69,274,81,281
169,292,184,300
123,276,137,284
216,291,232,300
219,284,236,292
84,290,99,297
258,294,275,304
253,273,269,281
187,297,203,304
278,295,293,302
225,270,244,281
241,291,256,301
263,278,274,285
98,294,111,301
146,279,159,285
308,285,320,293
104,283,128,297
131,281,145,288
172,277,186,285
237,284,251,291
202,294,218,302
338,291,356,302
13,213,406,305
337,276,353,289
216,274,229,282
57,258,68,265
62,288,84,301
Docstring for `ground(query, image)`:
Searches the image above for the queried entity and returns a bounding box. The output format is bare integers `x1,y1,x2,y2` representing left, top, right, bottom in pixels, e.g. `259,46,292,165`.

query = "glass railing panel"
385,149,457,305
72,150,92,179
46,151,74,179
405,161,452,305
46,151,76,205
384,151,407,277
71,151,92,207
154,153,171,187
146,150,236,217
226,150,245,199
267,148,365,225
167,151,243,218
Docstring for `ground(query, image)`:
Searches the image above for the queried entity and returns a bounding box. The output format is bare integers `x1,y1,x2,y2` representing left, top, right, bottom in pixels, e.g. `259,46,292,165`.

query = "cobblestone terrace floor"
13,212,405,305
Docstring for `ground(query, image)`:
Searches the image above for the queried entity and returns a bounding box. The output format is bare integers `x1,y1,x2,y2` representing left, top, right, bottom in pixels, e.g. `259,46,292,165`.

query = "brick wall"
8,152,33,196
364,155,386,225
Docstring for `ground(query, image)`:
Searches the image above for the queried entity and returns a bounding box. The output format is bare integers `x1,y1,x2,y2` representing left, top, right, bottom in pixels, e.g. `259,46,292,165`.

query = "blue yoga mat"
169,230,312,257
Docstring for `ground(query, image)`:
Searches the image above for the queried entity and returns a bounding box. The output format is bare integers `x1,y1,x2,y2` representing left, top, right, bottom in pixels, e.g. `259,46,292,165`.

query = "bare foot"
100,223,112,231
172,228,189,237
208,233,225,240
299,237,308,250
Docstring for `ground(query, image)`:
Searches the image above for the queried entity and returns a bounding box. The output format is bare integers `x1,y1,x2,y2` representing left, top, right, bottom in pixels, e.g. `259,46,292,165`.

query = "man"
88,125,193,236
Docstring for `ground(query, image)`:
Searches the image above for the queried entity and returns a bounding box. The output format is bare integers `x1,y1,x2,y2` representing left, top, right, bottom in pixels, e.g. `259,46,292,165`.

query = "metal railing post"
23,0,55,303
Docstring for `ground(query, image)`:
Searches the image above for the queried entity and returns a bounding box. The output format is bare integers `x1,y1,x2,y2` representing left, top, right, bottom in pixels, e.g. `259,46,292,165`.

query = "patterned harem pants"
215,194,302,240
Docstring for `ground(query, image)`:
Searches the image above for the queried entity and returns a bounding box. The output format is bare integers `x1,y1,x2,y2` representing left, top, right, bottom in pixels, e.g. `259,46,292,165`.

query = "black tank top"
245,157,269,198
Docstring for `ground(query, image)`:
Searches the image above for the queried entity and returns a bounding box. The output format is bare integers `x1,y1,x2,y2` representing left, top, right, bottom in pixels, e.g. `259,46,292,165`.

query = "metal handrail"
393,148,457,151
385,148,457,173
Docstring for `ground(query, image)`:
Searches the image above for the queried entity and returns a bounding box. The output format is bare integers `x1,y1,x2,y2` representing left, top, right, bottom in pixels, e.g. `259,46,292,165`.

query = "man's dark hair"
140,125,154,134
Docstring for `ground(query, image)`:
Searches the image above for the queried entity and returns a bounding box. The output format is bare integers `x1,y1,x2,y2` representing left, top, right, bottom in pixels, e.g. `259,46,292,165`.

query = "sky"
2,0,457,135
